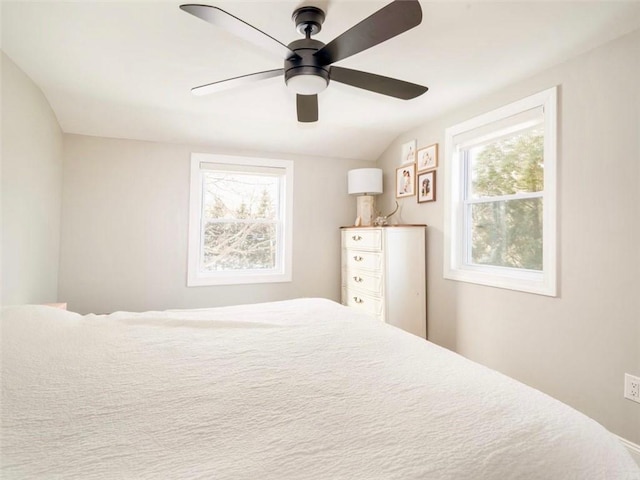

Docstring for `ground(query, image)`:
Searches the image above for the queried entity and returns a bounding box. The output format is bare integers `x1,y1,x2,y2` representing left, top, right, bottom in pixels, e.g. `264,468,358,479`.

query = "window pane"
203,171,279,221
201,170,280,272
203,222,277,271
470,197,543,270
470,126,544,198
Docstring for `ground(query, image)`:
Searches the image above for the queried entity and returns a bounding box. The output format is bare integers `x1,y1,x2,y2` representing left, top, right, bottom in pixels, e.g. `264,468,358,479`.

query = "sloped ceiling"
2,1,639,161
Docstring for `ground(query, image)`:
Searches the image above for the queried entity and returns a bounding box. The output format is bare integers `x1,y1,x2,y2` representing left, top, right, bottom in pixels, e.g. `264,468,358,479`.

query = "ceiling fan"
180,0,428,123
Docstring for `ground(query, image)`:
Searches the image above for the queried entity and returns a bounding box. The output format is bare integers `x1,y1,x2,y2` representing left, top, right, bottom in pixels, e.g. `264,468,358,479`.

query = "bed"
1,298,638,479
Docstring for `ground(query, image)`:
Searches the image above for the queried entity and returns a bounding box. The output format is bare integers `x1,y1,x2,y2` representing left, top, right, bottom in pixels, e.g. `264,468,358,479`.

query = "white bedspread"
2,298,638,479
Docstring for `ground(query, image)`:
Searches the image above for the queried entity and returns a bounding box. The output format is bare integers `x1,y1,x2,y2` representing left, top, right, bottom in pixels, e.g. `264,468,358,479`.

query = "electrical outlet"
624,374,640,404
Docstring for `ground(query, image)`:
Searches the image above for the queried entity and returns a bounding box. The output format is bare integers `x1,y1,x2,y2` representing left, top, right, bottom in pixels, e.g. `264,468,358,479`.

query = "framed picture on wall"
400,139,417,165
417,143,438,172
417,170,436,203
396,163,416,198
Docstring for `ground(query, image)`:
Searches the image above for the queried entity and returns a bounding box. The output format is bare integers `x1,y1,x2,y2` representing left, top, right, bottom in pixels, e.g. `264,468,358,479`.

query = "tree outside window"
467,127,544,271
202,171,279,272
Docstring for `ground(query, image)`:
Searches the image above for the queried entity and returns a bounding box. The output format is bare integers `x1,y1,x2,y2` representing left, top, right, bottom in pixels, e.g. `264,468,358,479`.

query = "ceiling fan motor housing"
284,38,330,94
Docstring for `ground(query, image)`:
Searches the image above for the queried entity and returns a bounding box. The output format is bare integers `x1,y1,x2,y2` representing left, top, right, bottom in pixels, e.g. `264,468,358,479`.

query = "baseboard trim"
616,435,640,467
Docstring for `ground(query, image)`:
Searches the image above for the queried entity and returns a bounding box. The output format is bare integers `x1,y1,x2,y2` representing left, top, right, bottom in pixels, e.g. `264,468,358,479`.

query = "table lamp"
348,168,383,226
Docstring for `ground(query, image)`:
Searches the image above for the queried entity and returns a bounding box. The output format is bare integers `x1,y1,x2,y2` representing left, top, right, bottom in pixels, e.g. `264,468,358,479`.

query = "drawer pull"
353,255,363,262
353,276,363,283
353,297,364,304
352,235,362,241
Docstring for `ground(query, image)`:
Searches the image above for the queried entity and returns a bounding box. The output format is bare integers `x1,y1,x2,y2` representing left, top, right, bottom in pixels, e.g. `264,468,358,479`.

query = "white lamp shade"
348,168,383,195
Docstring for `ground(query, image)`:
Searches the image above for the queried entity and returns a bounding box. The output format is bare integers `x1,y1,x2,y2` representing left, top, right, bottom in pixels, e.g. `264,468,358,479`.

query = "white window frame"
443,87,557,296
187,153,293,286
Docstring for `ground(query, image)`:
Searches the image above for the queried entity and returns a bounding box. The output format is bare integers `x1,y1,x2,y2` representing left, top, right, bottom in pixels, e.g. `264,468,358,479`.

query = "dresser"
341,225,427,338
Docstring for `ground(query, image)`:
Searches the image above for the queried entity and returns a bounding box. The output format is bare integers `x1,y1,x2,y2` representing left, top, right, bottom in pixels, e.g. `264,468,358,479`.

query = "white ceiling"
2,1,640,162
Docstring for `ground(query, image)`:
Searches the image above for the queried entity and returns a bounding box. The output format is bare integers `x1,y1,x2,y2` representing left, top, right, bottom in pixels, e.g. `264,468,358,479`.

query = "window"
187,153,293,286
444,87,557,296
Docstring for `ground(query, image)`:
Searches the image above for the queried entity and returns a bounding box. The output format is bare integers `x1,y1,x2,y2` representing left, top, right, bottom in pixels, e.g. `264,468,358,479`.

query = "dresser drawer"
342,289,384,319
342,269,383,296
343,250,383,271
343,229,382,251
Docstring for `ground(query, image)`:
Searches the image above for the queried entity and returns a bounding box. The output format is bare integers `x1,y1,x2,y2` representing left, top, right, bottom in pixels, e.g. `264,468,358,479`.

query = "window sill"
187,271,292,287
444,265,556,297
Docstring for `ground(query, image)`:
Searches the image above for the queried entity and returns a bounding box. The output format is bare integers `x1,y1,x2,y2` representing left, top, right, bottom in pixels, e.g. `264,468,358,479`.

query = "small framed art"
401,139,417,164
417,143,438,172
396,163,416,198
417,170,436,203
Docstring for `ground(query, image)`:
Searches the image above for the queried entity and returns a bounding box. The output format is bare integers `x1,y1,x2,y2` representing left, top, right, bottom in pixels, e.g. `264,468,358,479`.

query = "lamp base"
356,195,376,226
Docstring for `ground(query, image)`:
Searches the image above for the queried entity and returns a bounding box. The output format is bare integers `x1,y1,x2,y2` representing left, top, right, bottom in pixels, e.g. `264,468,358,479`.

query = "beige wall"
376,30,640,442
58,134,369,314
1,52,63,305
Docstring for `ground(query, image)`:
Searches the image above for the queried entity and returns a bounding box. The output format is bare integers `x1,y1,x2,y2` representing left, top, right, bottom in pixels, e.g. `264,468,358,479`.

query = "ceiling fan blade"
191,69,284,96
297,94,318,123
180,4,299,60
314,0,422,66
331,66,428,100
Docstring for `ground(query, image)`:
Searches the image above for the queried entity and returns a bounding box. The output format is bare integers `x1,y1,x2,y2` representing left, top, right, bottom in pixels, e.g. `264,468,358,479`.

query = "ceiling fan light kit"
284,38,330,96
286,72,328,95
180,0,428,123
